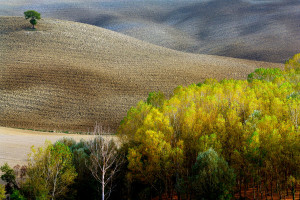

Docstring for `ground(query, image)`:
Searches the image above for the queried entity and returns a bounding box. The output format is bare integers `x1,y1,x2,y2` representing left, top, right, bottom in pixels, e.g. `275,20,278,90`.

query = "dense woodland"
1,54,299,200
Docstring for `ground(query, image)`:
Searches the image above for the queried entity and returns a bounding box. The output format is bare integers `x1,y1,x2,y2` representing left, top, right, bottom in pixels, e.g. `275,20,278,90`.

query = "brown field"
0,126,116,185
1,0,299,63
0,17,283,133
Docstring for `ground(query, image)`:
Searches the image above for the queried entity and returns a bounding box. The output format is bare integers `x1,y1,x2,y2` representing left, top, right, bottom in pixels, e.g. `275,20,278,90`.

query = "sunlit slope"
0,17,282,132
1,0,299,62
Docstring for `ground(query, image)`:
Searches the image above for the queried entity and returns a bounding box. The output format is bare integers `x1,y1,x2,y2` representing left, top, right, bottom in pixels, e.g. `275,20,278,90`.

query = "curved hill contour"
0,17,282,132
1,0,299,62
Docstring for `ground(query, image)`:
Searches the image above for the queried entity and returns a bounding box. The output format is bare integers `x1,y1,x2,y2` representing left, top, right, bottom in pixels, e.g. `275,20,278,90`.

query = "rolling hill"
1,0,299,62
0,17,282,132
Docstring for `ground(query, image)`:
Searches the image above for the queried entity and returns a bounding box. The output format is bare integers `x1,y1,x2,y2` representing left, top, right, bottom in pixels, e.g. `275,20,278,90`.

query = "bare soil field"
1,0,299,62
0,17,282,132
0,126,115,185
0,126,107,167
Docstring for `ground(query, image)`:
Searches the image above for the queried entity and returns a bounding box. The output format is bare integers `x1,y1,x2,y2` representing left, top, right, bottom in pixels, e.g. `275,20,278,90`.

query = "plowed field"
0,17,283,132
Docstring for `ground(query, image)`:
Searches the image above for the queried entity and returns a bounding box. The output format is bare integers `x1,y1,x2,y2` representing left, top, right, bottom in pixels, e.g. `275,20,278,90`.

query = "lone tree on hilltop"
24,10,41,29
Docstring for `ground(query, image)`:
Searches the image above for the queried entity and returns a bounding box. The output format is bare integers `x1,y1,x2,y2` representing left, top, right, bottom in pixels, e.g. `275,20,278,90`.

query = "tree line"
1,53,299,200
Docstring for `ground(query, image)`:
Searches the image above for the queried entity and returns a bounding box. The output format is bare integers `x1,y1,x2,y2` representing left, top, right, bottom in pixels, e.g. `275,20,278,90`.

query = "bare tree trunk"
51,161,60,200
102,171,105,200
86,125,124,200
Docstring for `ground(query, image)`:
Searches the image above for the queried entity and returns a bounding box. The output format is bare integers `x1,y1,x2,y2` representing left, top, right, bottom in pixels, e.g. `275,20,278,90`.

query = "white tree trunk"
86,125,124,200
102,171,105,200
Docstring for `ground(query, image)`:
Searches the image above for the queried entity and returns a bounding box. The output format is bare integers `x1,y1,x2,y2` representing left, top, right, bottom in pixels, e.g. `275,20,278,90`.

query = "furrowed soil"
1,0,299,63
0,17,283,133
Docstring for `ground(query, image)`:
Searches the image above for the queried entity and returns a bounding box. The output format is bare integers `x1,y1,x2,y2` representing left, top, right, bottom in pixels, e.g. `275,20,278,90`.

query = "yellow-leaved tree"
118,53,300,199
0,184,5,200
24,142,77,200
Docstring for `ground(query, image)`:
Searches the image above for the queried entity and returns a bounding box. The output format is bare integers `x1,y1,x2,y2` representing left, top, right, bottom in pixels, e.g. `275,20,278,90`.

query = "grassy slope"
0,17,282,132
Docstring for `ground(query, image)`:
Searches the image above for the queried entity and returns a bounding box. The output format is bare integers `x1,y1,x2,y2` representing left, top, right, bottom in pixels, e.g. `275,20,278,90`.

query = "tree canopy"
118,53,300,199
190,149,235,200
24,142,77,200
24,10,41,29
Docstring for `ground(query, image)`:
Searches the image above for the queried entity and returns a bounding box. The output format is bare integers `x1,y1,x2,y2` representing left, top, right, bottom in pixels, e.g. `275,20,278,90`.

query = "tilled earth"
1,0,299,63
0,17,283,132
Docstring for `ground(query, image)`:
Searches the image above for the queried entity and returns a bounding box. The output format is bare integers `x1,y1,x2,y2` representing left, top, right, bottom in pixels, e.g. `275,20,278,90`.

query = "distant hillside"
1,0,299,62
0,17,282,132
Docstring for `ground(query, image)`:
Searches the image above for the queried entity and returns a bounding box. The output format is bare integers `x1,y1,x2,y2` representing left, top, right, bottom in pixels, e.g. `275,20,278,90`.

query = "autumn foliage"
118,54,300,199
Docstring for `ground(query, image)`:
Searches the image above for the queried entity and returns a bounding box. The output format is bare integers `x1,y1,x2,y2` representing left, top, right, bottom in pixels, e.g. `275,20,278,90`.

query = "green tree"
24,10,41,29
10,190,26,200
147,91,165,108
247,68,283,82
56,138,98,200
191,149,236,200
0,163,18,194
0,184,5,200
24,142,77,200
